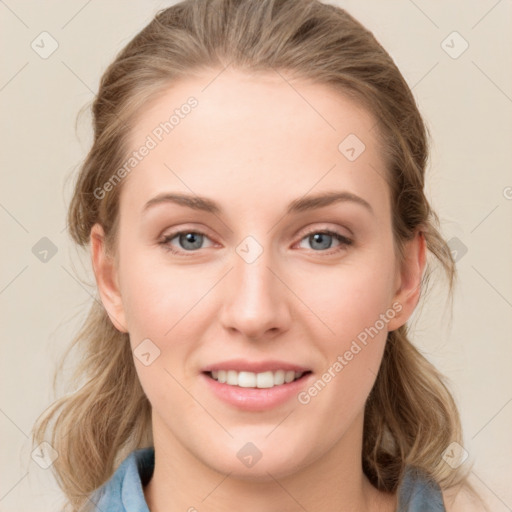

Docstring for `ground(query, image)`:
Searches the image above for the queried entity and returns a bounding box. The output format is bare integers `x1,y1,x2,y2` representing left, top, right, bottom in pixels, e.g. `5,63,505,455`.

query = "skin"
91,68,426,512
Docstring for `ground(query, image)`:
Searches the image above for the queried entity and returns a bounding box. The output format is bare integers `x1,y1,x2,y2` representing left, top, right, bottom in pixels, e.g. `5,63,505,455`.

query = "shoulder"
398,466,489,512
90,447,154,512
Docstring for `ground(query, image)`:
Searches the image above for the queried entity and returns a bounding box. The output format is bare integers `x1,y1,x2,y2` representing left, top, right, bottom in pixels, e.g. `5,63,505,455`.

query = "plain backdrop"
1,1,511,511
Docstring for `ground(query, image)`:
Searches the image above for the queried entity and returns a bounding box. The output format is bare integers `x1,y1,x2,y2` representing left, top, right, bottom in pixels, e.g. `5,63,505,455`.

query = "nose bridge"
219,236,289,338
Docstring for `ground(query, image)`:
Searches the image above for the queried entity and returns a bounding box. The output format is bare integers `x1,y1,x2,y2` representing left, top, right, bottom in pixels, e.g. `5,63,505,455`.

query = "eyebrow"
142,190,374,217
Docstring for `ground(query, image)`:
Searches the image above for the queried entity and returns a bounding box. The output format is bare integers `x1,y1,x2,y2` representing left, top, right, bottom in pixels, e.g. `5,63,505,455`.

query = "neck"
144,410,396,512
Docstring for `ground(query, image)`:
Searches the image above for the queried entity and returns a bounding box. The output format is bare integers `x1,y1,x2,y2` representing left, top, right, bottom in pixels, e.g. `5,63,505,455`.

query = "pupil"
181,232,202,250
311,233,330,250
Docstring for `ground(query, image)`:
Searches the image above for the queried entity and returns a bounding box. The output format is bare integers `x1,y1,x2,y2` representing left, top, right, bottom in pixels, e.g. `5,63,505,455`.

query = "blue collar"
90,447,445,512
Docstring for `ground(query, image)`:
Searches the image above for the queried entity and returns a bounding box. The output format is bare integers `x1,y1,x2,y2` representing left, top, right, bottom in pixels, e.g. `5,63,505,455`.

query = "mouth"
201,361,315,411
203,369,313,389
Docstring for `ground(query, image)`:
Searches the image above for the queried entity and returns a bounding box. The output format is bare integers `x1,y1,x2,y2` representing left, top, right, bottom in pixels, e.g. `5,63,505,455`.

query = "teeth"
209,369,305,388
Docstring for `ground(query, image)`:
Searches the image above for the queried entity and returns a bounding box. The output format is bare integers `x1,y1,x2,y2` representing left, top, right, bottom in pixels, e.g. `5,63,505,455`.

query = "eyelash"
159,228,353,257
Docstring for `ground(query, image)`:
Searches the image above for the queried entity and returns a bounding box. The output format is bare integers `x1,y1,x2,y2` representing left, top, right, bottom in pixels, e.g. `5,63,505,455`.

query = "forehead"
122,68,388,216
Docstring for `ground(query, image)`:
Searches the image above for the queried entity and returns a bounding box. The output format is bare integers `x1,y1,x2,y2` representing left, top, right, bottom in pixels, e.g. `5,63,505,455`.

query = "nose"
218,246,292,341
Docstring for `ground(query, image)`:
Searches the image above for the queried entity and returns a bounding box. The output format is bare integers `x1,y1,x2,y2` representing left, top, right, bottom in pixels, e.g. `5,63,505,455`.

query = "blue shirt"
90,447,446,511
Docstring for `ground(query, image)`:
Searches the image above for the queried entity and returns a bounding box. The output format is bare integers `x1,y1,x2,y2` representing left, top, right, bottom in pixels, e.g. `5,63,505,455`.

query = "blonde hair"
32,0,480,510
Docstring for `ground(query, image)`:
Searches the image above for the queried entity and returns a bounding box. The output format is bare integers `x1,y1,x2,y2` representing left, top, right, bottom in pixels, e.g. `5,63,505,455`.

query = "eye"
159,228,353,256
296,229,353,255
159,230,214,255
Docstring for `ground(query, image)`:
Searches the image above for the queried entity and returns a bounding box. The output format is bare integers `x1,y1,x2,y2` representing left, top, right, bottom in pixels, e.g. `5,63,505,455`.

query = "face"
92,68,423,481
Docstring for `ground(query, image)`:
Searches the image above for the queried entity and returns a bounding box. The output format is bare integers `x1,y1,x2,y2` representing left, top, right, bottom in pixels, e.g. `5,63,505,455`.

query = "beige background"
1,1,511,510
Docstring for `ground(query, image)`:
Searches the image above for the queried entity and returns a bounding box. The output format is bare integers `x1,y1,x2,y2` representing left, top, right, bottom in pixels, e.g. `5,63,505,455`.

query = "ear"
90,223,128,333
386,230,427,331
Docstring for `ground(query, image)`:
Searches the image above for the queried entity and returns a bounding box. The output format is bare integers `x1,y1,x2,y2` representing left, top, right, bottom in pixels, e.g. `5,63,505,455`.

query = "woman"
32,0,485,510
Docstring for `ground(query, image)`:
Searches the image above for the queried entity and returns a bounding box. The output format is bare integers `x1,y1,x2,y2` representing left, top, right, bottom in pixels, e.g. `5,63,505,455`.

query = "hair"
32,0,483,510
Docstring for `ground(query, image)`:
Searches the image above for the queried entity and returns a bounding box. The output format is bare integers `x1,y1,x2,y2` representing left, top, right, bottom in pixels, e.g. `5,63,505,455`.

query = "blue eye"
160,231,211,254
159,229,352,256
298,229,353,253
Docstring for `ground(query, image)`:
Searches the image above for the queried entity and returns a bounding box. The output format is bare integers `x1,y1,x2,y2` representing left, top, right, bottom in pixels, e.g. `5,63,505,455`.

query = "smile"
207,369,309,388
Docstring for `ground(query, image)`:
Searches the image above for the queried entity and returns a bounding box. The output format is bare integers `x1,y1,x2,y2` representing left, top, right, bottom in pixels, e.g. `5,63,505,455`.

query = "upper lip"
202,359,311,373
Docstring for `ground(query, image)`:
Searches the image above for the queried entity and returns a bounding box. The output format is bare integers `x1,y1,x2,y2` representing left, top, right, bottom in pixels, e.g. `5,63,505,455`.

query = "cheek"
117,249,215,401
296,251,396,404
118,249,208,338
302,259,397,343
119,256,202,407
297,283,391,443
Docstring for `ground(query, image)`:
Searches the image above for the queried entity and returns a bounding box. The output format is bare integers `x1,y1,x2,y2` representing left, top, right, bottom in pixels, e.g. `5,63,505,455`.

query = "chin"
212,456,306,482
197,436,312,481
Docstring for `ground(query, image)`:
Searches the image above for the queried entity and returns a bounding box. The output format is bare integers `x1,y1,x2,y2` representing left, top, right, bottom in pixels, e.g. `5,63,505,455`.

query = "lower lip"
201,372,313,412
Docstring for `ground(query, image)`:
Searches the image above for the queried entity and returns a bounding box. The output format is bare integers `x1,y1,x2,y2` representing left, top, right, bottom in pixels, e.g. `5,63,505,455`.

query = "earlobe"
387,231,427,332
90,223,128,333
